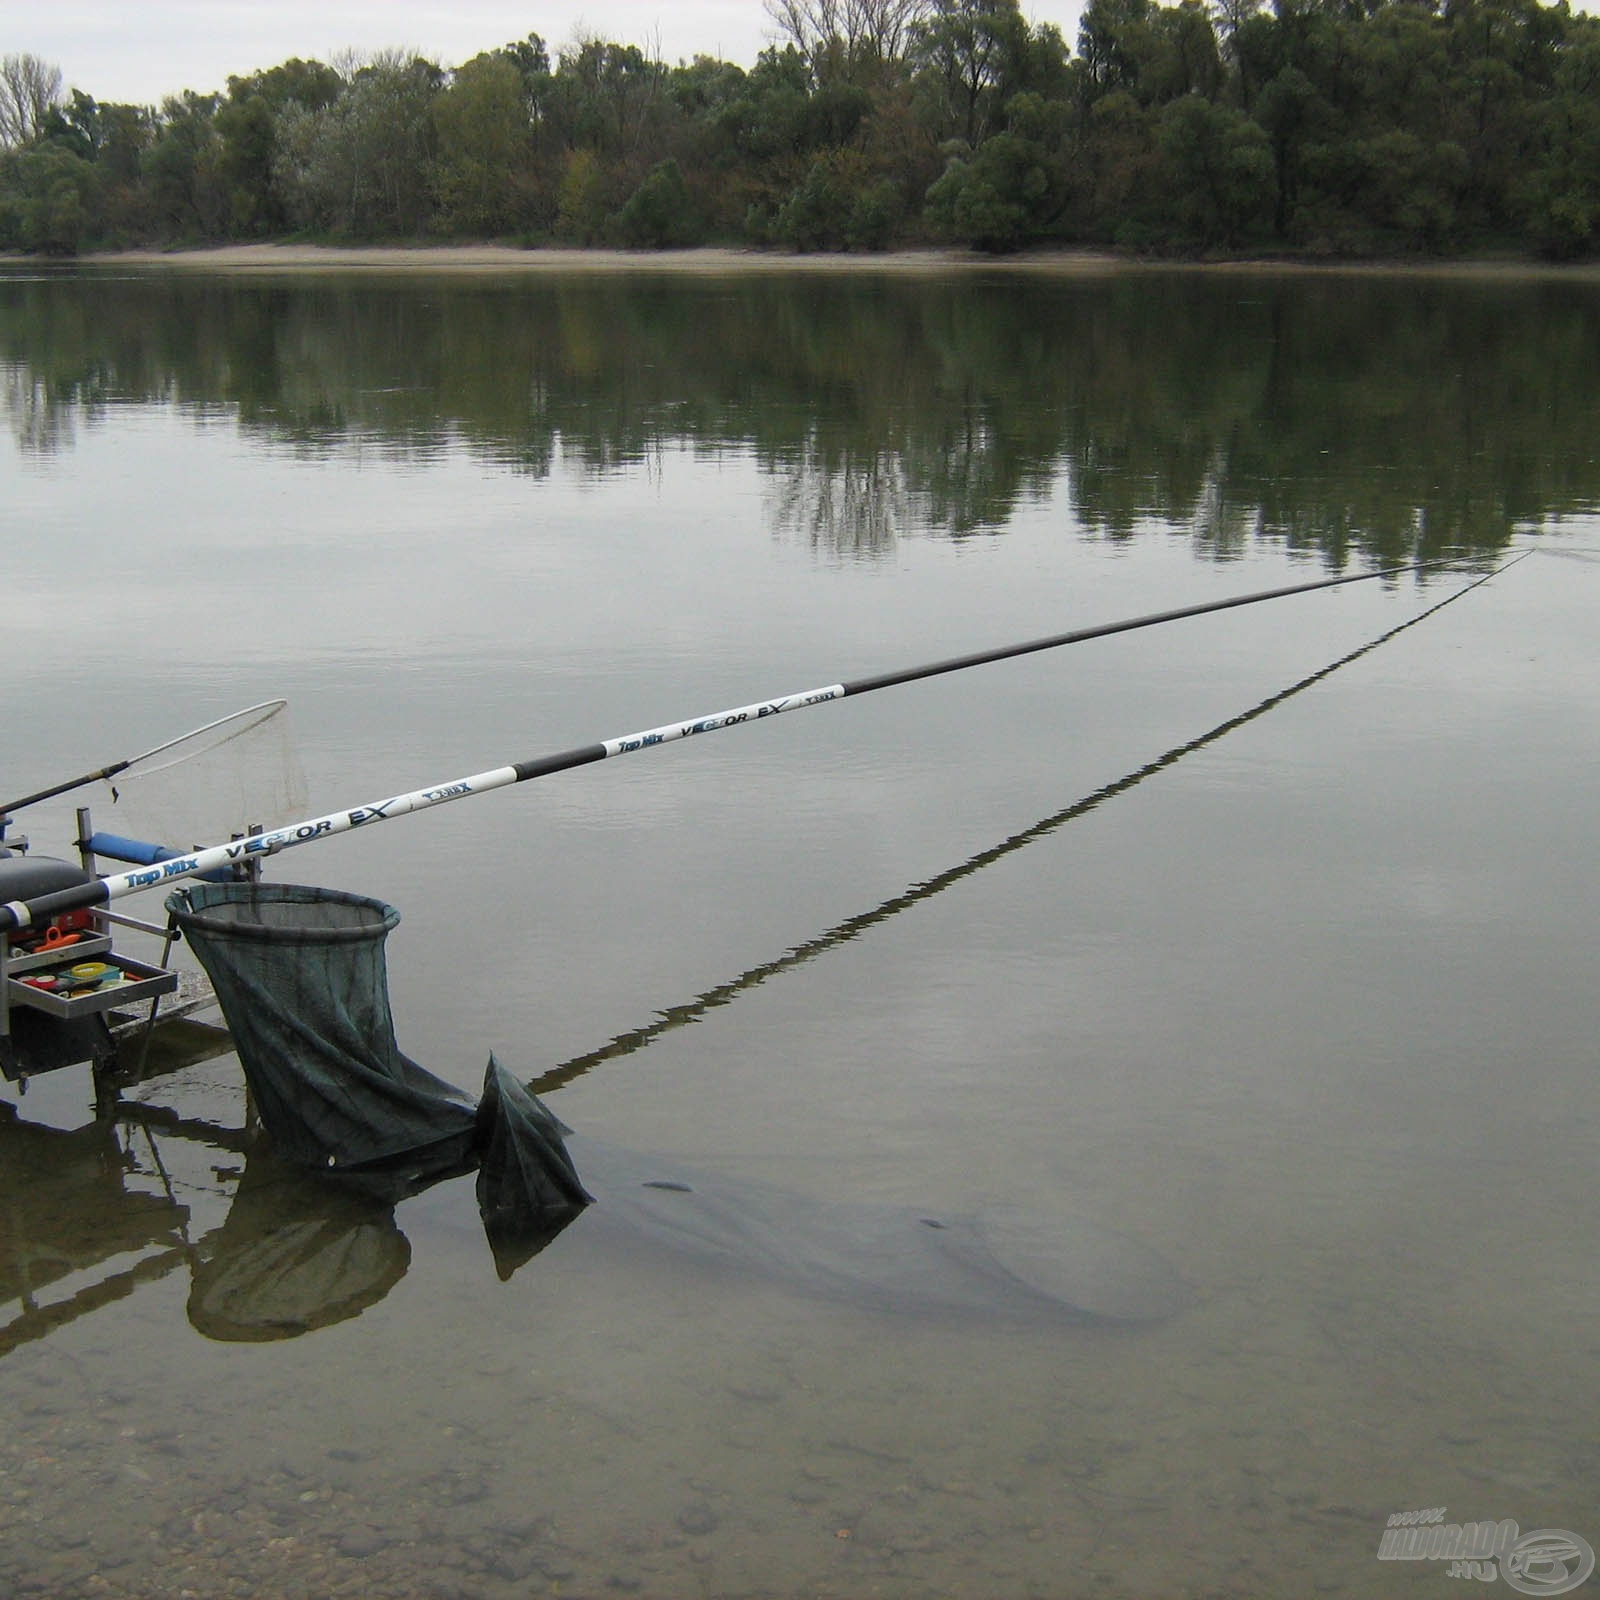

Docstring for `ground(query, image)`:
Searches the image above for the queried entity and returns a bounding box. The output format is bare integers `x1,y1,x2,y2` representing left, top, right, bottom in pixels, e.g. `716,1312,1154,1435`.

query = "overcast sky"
14,1,1096,107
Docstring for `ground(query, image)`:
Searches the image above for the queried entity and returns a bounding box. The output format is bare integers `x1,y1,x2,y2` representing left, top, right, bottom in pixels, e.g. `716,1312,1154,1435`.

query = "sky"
11,0,1094,107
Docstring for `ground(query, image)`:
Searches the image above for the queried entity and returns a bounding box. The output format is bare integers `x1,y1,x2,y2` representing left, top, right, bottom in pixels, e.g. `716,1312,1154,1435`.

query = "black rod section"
842,564,1433,698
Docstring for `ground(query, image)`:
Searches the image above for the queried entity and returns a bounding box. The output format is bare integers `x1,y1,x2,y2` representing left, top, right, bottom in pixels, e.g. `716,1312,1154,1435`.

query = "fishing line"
531,554,1528,1092
1531,546,1600,564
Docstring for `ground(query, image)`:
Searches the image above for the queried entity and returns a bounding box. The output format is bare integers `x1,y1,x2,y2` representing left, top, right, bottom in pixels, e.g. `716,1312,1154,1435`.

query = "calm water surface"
1,264,1597,1599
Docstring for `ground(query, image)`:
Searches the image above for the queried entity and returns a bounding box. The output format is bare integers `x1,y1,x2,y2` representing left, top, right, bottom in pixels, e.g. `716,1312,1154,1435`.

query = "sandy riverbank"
98,242,1044,274
63,240,1598,281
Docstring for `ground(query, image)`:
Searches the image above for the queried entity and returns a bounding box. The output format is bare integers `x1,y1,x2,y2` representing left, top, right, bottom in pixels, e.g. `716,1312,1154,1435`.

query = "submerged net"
164,883,589,1258
102,701,309,850
188,1152,413,1342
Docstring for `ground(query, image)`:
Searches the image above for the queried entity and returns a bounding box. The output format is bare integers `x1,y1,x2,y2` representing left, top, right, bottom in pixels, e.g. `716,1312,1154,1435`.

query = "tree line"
2,0,1599,258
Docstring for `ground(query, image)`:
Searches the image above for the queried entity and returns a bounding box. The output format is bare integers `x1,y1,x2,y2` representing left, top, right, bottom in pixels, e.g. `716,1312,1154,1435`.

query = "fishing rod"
0,560,1463,936
0,701,288,821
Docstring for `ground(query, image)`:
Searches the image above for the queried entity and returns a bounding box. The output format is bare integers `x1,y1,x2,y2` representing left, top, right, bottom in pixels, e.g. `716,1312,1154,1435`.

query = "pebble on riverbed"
675,1501,720,1535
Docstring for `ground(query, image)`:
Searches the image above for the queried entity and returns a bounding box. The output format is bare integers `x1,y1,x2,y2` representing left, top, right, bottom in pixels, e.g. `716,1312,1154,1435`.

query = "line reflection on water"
532,557,1519,1093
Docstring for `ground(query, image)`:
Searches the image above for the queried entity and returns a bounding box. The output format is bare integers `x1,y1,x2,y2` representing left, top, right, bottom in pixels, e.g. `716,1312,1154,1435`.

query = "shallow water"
1,264,1597,1598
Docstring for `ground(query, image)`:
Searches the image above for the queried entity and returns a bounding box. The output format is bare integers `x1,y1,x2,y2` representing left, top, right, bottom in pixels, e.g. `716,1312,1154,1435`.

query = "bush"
770,150,901,251
926,134,1049,253
612,158,699,247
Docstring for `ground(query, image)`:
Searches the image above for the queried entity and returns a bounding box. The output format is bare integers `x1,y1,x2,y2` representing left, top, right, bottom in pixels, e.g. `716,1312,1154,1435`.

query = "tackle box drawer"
6,933,113,973
7,956,179,1020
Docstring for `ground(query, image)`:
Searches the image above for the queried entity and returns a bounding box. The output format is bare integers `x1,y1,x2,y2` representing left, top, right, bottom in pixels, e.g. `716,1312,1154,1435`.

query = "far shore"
88,242,1108,275
32,241,1600,280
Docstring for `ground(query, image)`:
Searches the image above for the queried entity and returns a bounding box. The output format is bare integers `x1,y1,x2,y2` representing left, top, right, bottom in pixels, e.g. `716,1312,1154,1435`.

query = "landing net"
165,882,591,1273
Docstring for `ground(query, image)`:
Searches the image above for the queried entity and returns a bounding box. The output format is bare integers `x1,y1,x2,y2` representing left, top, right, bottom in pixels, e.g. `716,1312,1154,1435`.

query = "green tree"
1253,65,1323,238
1350,130,1469,249
273,53,441,235
1078,0,1158,98
215,93,277,233
1071,87,1162,241
556,148,612,241
35,92,154,239
1143,2,1223,103
925,91,1064,249
663,56,758,233
41,91,152,184
912,0,1033,145
718,47,873,240
719,46,814,165
1528,15,1600,256
549,40,667,160
771,147,901,247
432,52,533,234
910,0,1067,146
1436,0,1565,236
144,92,225,237
0,144,100,252
216,59,341,235
1155,93,1274,246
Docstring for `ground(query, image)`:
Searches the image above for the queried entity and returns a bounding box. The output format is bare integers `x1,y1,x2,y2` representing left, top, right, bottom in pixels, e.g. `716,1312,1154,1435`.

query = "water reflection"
187,1152,411,1342
1,362,73,455
0,1099,231,1358
0,1087,1184,1347
3,269,1595,561
0,1096,412,1351
767,441,912,559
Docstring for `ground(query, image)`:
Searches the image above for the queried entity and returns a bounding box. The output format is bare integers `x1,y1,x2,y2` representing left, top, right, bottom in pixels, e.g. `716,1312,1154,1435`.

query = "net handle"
0,701,288,818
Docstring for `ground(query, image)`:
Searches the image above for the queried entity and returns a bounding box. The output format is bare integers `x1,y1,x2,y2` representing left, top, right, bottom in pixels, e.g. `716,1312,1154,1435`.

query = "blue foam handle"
88,833,234,882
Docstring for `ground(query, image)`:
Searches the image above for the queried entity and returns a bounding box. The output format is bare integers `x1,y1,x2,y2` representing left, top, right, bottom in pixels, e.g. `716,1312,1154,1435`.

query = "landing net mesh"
100,701,310,851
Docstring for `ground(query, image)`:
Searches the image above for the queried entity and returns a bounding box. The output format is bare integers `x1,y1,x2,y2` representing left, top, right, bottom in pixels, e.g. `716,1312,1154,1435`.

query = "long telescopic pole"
0,562,1455,934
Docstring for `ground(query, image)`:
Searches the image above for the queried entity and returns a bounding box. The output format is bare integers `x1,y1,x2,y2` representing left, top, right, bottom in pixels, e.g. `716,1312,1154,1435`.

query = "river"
1,259,1596,1599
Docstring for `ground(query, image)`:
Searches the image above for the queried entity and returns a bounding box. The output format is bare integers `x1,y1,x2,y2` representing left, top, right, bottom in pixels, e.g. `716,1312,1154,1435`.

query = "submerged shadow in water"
0,1091,1186,1348
559,1134,1189,1325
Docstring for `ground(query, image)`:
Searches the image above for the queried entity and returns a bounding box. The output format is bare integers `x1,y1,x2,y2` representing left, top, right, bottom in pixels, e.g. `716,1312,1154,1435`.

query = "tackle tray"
6,954,179,1020
5,933,114,974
